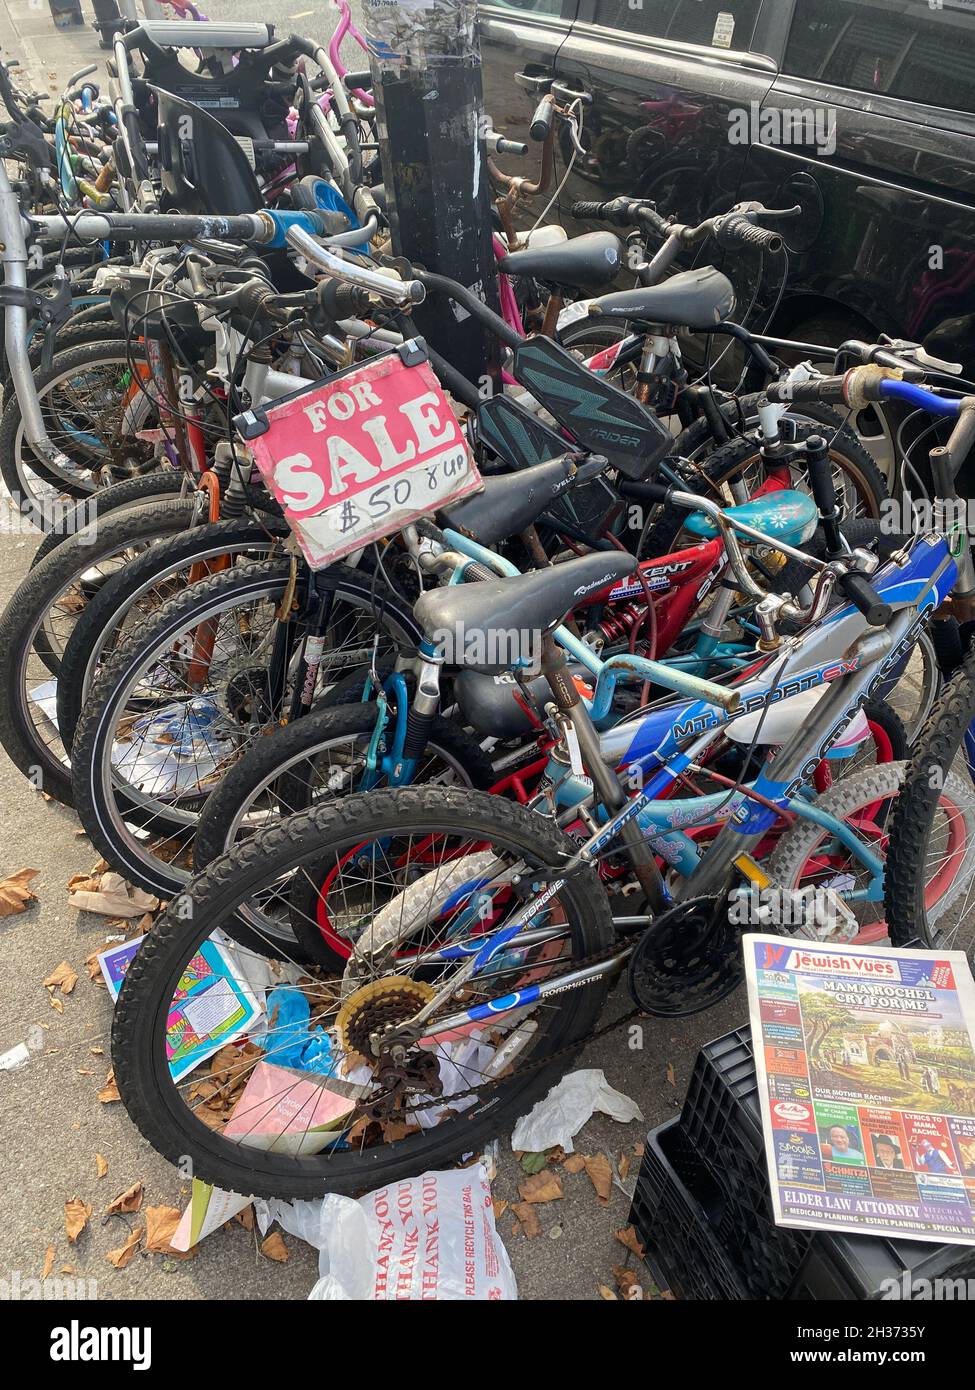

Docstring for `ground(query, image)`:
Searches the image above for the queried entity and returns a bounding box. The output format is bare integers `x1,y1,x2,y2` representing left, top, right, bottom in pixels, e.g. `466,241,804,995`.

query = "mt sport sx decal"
730,606,938,832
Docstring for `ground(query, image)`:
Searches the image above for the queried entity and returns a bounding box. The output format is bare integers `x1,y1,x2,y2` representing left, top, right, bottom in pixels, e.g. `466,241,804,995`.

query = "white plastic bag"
294,1165,516,1300
510,1068,644,1154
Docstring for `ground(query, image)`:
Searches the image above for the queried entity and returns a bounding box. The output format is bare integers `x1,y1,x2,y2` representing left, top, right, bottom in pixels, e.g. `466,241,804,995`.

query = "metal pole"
363,0,501,390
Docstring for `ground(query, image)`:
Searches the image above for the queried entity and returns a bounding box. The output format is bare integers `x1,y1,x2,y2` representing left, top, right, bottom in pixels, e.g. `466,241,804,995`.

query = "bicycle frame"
394,530,957,1041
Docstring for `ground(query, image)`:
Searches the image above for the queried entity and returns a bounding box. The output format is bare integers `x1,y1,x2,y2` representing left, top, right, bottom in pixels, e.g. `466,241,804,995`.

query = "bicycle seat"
682,489,818,547
440,454,577,546
591,265,735,330
498,231,624,295
414,551,637,672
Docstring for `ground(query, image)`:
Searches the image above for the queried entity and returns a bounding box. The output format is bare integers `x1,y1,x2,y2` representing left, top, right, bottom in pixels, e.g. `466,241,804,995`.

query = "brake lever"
733,202,803,223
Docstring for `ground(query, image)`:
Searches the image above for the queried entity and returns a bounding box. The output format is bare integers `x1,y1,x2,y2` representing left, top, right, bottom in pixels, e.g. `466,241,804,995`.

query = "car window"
784,0,975,115
593,0,761,50
483,0,565,15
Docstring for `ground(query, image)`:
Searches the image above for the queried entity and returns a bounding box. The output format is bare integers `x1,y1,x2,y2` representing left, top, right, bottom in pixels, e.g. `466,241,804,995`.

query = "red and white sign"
245,348,481,568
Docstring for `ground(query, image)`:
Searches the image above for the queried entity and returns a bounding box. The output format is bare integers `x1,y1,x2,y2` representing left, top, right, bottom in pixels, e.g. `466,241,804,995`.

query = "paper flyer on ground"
744,933,975,1245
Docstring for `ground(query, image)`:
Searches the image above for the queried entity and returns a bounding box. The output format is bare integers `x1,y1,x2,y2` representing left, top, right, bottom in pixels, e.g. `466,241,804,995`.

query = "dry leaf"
235,1205,255,1231
666,1061,676,1087
0,868,38,916
618,1152,632,1183
60,1265,74,1275
42,1246,55,1279
105,1226,143,1270
517,1169,563,1204
64,1198,92,1244
43,961,78,995
584,1153,613,1205
144,1205,190,1256
260,1232,289,1263
598,1283,619,1300
68,872,158,918
49,994,64,1014
563,1153,586,1174
97,1070,120,1103
95,1153,108,1180
613,1265,644,1300
615,1225,645,1259
106,1182,143,1215
511,1201,542,1239
492,1198,508,1221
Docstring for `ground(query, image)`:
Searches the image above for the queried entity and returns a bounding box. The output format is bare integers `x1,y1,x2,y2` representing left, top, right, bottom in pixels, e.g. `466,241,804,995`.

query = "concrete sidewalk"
0,0,747,1301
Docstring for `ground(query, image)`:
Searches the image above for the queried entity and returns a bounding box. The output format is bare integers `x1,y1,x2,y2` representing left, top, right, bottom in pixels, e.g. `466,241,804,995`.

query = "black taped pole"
364,0,502,390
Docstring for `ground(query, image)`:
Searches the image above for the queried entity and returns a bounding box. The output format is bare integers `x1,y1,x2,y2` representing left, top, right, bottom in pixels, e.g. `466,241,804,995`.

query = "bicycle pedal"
790,886,859,943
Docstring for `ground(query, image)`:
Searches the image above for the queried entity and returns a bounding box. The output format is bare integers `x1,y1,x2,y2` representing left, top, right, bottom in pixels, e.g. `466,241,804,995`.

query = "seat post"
539,635,665,912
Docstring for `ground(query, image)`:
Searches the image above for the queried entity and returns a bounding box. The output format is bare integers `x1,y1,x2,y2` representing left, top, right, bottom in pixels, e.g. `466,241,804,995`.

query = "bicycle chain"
376,934,644,1117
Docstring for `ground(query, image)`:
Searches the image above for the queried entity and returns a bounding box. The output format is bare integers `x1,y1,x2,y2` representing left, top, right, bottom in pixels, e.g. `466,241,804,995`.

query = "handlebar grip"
837,571,892,628
570,200,606,220
715,212,783,253
343,70,373,91
495,136,528,156
529,94,555,143
805,435,840,520
617,480,672,505
766,376,848,406
317,279,371,321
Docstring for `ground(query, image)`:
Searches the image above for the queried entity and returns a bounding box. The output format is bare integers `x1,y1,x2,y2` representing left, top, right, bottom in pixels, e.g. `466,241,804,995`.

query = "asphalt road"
0,0,749,1301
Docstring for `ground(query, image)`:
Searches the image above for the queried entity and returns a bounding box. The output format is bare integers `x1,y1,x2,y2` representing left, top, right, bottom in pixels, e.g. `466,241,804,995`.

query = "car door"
744,0,975,373
478,0,582,162
549,0,780,231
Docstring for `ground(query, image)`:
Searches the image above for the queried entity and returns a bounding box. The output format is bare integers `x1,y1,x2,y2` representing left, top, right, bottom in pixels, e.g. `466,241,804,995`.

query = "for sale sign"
239,343,481,568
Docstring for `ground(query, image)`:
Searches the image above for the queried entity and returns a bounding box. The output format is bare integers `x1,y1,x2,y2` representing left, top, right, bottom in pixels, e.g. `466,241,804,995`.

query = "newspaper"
744,933,975,1245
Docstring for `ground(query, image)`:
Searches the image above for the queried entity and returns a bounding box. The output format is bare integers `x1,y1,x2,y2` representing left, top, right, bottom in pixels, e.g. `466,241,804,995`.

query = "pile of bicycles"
0,13,974,1200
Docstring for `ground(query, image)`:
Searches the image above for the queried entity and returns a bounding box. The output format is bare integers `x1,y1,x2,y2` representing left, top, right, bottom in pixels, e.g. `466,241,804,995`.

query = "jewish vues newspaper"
744,934,975,1244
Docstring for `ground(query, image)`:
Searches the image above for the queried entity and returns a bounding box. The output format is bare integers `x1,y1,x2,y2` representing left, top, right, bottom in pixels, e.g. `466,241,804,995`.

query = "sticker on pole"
235,341,481,568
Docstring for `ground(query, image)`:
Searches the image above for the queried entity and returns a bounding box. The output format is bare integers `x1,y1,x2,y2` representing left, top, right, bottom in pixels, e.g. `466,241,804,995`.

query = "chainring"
627,894,744,1017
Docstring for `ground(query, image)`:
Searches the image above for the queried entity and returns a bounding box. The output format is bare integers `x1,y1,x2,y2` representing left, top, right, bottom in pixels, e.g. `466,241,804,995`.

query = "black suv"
480,0,975,477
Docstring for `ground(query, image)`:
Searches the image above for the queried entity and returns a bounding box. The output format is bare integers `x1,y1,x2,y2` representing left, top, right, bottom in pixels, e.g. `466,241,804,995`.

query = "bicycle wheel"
769,762,975,946
0,498,197,804
0,339,157,524
885,654,975,955
70,558,421,894
29,469,189,570
112,786,614,1198
192,700,497,963
55,516,289,752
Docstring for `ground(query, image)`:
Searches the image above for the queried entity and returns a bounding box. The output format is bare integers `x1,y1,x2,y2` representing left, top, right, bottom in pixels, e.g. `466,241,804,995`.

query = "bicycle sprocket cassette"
627,895,744,1017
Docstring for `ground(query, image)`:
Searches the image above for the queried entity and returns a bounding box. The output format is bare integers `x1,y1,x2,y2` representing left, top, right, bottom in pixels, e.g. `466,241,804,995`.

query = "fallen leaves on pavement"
106,1227,143,1270
43,961,78,996
97,1070,120,1104
144,1205,192,1257
260,1232,289,1263
583,1153,613,1205
42,1247,55,1279
64,1198,92,1244
0,868,38,916
511,1202,542,1239
517,1169,563,1204
95,1153,108,1180
106,1182,143,1215
615,1225,645,1259
613,1265,645,1300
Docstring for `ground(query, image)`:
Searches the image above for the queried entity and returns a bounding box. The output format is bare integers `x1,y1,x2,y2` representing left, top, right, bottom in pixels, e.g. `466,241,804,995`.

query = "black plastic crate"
630,1118,750,1300
787,1232,975,1300
680,1024,975,1300
681,1025,811,1296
